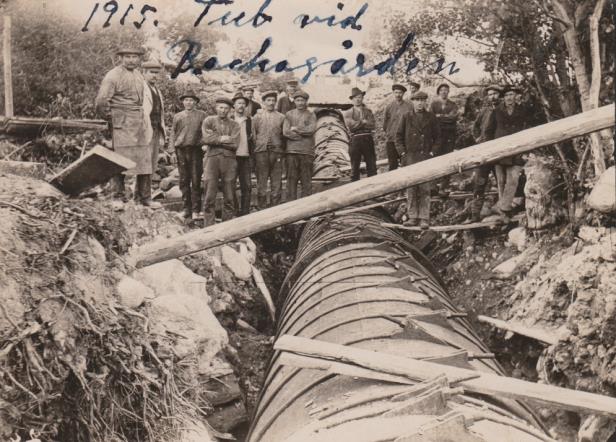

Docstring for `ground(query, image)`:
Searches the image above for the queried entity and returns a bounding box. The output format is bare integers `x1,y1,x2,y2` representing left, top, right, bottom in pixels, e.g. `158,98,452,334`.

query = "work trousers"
286,153,313,201
471,165,491,220
236,156,252,216
133,174,152,203
176,146,204,215
349,134,377,181
203,155,237,226
407,182,432,221
495,164,523,212
436,126,456,189
110,174,126,197
385,141,400,171
255,150,283,209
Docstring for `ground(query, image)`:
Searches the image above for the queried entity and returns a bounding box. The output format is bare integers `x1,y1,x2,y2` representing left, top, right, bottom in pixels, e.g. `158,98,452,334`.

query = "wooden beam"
477,315,558,345
275,335,616,418
3,16,12,118
132,105,615,268
381,215,523,232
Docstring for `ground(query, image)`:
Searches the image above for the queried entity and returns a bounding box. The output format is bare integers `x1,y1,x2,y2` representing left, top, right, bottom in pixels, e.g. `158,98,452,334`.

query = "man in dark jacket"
242,84,262,117
232,91,255,215
201,97,240,226
430,83,459,195
276,79,298,115
484,85,527,215
343,87,377,181
467,85,502,222
383,83,413,171
396,91,440,229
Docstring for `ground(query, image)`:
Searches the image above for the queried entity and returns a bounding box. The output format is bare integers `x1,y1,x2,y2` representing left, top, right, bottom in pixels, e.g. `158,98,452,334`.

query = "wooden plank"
477,315,558,345
0,117,107,135
275,335,616,418
50,145,135,195
0,160,46,179
3,16,13,118
132,105,615,268
381,216,522,232
293,196,406,225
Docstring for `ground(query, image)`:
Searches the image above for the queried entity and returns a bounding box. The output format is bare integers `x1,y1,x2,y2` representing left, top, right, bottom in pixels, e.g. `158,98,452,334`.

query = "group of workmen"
95,46,528,229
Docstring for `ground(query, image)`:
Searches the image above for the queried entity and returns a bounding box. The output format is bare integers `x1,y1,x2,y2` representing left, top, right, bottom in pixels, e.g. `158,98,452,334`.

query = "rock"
150,293,227,359
577,226,605,244
221,245,252,280
159,176,178,191
177,421,216,442
588,166,616,213
493,254,526,277
578,415,616,442
508,227,528,252
116,276,155,309
211,291,235,313
239,237,257,264
133,259,208,301
237,318,258,333
165,185,183,199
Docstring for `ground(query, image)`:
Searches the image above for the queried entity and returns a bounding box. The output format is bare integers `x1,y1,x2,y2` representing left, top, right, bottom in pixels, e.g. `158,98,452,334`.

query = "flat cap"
241,83,258,91
436,83,450,94
484,85,503,96
409,81,420,89
503,84,522,94
179,93,200,102
116,47,145,56
286,79,299,86
215,96,233,107
410,91,428,100
293,90,309,100
261,90,278,101
142,60,163,70
232,91,249,104
392,84,407,93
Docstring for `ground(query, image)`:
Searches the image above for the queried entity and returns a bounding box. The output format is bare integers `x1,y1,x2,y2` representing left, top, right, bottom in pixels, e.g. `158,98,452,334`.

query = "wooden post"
132,105,615,268
275,335,616,418
3,15,13,118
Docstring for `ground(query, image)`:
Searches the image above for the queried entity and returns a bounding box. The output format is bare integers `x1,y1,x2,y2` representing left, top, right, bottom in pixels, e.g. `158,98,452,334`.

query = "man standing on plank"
383,83,413,171
201,97,240,226
396,91,440,229
96,47,149,201
252,90,286,209
343,87,377,181
283,90,317,200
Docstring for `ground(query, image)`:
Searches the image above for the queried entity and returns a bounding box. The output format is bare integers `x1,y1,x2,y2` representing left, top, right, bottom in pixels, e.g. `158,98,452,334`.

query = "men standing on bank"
231,91,255,216
170,92,207,220
96,47,150,202
383,83,413,171
253,91,286,209
343,87,377,181
396,91,440,229
283,90,317,200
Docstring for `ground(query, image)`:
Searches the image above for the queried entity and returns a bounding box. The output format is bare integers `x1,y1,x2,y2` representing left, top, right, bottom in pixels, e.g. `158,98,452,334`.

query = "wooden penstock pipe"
132,104,615,268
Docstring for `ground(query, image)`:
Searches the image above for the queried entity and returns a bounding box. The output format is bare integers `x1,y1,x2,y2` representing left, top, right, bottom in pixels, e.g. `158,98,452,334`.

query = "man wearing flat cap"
276,79,298,115
483,85,528,217
430,83,459,195
343,87,377,181
170,91,207,220
140,60,166,208
96,47,150,201
253,90,286,209
396,91,440,229
201,96,241,226
383,83,413,171
242,84,261,117
283,90,317,200
231,91,255,216
467,85,503,222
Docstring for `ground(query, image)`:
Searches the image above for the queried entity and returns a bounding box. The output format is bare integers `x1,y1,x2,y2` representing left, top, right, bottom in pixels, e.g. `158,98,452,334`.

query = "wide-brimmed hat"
392,84,407,93
293,90,309,100
410,91,428,101
232,91,249,105
116,47,144,56
142,60,163,70
215,96,233,107
349,87,365,99
179,93,200,102
436,83,450,94
261,90,278,101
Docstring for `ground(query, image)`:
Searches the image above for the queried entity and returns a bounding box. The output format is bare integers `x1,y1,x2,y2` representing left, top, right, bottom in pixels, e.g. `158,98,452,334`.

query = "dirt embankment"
0,174,287,442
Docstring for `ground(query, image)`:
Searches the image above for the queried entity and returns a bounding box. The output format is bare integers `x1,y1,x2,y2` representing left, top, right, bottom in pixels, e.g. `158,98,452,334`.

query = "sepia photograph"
0,0,614,440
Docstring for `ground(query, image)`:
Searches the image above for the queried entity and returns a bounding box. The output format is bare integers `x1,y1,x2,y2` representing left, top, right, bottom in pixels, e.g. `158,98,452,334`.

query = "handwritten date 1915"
82,1,158,32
